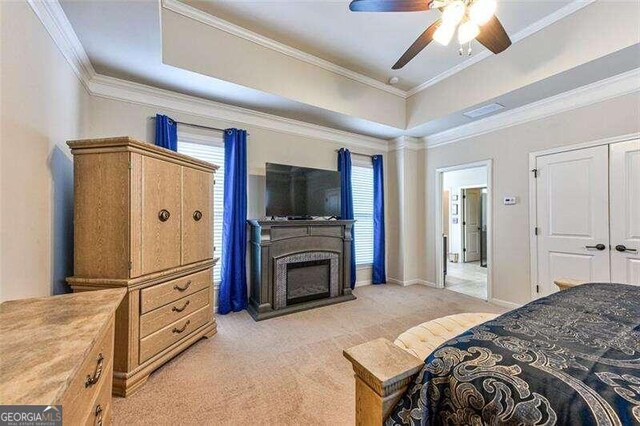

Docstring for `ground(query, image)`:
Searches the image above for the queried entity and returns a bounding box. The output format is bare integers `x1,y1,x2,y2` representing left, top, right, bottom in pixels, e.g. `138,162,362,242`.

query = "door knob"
585,244,606,251
615,244,637,253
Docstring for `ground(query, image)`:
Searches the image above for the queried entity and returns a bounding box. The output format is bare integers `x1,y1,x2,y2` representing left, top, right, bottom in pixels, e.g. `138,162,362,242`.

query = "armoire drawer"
139,306,210,363
139,288,209,338
140,269,211,313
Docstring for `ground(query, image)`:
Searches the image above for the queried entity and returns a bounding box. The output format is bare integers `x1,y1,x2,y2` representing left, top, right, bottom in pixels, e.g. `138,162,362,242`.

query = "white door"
463,188,481,262
610,139,640,285
535,145,610,296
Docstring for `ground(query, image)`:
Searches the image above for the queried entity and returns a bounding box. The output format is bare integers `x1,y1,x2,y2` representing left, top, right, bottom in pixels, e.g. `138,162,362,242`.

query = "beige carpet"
112,284,507,425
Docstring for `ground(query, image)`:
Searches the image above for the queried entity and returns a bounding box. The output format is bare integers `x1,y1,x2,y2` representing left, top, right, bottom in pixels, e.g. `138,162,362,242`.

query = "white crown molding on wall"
161,0,407,99
424,67,640,149
28,0,390,152
389,135,423,151
405,0,596,97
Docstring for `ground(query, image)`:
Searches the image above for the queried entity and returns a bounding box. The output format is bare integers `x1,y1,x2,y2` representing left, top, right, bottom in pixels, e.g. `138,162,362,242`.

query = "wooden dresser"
0,288,125,425
66,137,218,397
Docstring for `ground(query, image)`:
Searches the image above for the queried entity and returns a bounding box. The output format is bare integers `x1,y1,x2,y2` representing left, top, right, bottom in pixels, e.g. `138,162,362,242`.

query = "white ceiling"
186,0,573,90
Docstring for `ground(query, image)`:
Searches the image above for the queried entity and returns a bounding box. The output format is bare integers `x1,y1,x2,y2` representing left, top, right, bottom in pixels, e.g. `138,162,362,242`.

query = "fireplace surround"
248,219,355,320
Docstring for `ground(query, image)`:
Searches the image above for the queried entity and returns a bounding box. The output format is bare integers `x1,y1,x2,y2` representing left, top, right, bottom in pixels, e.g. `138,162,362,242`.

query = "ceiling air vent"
463,103,505,119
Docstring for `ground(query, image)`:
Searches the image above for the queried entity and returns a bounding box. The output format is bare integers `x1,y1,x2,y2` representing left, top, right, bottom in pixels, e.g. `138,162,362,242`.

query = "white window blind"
351,164,374,265
177,140,224,284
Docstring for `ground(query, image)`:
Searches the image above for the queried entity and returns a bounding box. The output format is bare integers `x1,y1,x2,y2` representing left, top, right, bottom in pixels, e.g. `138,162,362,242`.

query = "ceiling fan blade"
392,19,440,69
476,16,512,54
349,0,430,12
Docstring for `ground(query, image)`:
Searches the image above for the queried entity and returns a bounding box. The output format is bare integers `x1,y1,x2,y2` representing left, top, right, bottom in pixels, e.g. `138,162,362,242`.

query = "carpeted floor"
112,284,507,425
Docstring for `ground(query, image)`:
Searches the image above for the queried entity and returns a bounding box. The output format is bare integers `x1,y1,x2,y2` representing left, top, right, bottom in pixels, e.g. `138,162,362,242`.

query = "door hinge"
531,168,538,178
463,221,466,225
534,226,539,235
536,284,540,293
463,248,467,252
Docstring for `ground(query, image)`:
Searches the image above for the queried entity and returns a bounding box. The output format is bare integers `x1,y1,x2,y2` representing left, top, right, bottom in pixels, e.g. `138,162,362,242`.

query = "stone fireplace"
248,220,355,320
274,252,339,309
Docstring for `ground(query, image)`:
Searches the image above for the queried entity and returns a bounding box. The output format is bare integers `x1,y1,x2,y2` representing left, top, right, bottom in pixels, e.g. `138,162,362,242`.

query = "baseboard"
489,298,522,310
354,280,371,288
387,277,438,287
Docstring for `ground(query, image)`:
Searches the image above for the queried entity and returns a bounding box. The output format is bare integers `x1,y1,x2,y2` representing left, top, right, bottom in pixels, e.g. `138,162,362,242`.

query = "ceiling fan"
349,0,512,69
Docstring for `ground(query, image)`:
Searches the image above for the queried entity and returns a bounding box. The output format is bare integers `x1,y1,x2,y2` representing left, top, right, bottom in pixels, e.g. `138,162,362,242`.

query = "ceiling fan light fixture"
441,0,466,26
458,20,480,44
433,22,456,46
469,0,497,25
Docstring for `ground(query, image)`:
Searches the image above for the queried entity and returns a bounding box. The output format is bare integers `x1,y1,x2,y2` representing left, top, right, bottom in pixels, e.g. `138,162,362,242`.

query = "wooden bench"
343,313,499,425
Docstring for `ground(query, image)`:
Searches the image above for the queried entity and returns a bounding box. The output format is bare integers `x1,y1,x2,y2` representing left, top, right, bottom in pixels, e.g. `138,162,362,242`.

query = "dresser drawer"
140,269,211,313
83,374,112,426
139,288,210,338
60,317,114,425
139,306,211,363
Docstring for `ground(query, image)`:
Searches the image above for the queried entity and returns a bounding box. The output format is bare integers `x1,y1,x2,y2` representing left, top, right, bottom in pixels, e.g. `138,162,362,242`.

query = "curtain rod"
334,149,374,158
148,116,249,135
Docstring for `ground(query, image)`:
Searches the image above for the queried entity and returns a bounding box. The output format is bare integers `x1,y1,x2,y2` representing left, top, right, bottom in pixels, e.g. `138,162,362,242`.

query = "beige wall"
0,2,90,301
420,92,640,305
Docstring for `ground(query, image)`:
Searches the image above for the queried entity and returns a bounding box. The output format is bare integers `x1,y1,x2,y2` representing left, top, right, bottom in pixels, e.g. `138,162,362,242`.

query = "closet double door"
534,139,640,296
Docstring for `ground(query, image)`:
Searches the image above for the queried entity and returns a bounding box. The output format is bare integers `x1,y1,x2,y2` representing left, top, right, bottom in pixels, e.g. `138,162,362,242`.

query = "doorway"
436,162,492,301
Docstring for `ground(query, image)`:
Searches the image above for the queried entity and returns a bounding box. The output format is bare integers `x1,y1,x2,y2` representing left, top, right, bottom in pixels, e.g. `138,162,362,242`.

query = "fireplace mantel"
247,219,356,321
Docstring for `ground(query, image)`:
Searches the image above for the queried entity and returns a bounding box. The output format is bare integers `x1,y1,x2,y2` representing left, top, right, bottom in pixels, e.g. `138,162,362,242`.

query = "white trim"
527,132,640,300
424,68,640,149
354,280,371,288
489,298,521,310
435,160,493,302
28,0,391,153
405,0,596,97
389,136,423,152
162,0,406,99
387,277,435,287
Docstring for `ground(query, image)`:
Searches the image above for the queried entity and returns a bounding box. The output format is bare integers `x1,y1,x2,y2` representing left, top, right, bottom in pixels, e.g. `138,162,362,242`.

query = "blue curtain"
372,155,386,284
155,114,177,151
219,129,248,314
338,148,356,289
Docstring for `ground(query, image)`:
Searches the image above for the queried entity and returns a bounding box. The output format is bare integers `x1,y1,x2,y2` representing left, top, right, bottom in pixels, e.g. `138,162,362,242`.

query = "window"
351,164,374,265
178,137,224,284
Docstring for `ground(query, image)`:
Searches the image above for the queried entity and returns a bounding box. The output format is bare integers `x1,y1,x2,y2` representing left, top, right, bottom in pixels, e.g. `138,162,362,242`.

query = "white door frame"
528,132,639,299
435,160,493,301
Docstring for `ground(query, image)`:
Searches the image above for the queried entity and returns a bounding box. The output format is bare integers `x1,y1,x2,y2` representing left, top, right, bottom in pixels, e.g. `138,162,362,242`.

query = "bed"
344,283,640,425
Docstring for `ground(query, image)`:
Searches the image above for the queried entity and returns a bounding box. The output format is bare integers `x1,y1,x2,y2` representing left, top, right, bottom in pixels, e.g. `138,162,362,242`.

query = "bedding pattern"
387,283,640,425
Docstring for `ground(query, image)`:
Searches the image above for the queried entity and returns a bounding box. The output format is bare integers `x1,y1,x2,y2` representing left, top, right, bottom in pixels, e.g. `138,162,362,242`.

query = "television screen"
266,163,341,217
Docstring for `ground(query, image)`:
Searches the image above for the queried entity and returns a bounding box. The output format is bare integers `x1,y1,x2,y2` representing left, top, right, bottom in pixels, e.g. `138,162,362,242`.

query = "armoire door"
463,188,482,262
535,145,610,296
610,140,640,285
141,157,183,274
182,167,213,265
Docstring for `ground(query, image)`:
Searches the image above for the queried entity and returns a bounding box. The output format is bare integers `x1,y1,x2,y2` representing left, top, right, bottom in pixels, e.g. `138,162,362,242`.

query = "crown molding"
28,0,391,152
424,67,640,149
27,0,96,85
405,0,596,97
389,135,423,151
162,0,407,99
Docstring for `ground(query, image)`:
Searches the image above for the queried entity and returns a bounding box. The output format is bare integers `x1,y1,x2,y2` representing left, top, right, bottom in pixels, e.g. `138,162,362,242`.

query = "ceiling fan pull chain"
459,44,464,56
468,41,473,56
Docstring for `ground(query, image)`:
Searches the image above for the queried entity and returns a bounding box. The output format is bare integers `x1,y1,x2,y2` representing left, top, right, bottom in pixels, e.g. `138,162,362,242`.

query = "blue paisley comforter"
387,283,640,425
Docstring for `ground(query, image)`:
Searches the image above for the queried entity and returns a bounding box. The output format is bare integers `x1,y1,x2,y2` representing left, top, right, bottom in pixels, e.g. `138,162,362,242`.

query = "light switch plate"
504,196,517,205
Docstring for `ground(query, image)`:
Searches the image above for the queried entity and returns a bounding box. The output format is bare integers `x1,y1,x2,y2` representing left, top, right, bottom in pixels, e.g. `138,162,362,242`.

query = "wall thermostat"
504,196,517,205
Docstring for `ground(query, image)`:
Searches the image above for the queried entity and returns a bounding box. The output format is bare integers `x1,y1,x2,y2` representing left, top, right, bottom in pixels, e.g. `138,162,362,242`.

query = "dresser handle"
172,320,191,334
85,353,104,388
193,210,203,221
173,281,191,292
158,209,170,222
94,404,103,426
172,300,190,312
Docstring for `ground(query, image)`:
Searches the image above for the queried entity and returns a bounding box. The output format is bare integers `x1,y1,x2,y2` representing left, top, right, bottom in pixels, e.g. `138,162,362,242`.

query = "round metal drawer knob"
193,210,203,221
158,209,170,222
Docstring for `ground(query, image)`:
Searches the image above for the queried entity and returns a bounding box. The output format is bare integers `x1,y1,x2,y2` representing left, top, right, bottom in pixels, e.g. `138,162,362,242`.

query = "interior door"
610,139,640,285
141,157,182,274
463,188,481,262
182,167,214,265
535,145,610,296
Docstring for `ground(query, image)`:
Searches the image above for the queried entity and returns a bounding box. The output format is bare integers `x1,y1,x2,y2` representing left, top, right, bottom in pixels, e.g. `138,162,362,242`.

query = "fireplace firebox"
287,259,331,305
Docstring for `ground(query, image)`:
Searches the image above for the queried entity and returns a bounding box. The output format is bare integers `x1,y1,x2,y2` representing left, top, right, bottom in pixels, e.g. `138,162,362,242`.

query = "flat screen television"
265,163,341,218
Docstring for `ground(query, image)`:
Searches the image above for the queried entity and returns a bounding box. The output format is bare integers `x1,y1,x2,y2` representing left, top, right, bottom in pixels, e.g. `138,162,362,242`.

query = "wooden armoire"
67,137,218,396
